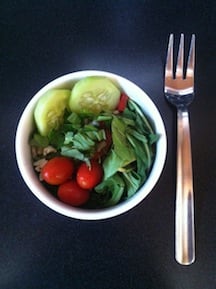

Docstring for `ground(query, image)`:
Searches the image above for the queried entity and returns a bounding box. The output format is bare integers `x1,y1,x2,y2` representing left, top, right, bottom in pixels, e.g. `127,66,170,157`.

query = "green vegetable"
60,116,106,163
34,89,70,136
30,133,49,148
111,116,136,165
69,76,121,114
97,99,159,204
122,171,142,198
94,173,125,207
31,79,159,208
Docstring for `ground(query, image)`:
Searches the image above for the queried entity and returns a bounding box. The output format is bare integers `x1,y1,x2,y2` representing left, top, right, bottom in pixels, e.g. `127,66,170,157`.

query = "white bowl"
15,70,167,220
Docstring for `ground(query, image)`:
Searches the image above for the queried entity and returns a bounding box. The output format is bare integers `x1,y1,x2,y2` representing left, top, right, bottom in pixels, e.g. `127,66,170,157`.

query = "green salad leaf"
95,173,125,207
111,116,136,164
94,99,159,206
30,133,49,147
61,124,106,161
122,170,142,198
30,97,159,208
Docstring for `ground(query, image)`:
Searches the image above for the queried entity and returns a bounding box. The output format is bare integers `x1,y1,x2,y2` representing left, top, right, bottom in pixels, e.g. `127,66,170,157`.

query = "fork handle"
175,108,195,265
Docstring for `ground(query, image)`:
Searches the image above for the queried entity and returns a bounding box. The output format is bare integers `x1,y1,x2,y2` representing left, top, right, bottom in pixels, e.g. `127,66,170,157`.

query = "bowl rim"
15,70,167,220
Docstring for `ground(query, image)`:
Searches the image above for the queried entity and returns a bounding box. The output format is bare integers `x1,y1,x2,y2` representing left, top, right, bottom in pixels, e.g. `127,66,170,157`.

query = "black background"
1,1,216,288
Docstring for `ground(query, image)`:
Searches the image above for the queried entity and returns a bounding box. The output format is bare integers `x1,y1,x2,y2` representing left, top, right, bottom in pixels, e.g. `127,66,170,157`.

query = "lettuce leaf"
100,99,159,204
122,170,142,198
95,173,125,207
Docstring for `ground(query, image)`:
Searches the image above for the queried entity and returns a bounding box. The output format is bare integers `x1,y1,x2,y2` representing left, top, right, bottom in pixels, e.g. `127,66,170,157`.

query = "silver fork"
164,34,195,265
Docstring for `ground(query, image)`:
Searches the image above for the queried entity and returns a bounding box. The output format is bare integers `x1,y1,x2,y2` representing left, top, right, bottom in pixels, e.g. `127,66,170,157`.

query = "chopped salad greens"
30,76,159,209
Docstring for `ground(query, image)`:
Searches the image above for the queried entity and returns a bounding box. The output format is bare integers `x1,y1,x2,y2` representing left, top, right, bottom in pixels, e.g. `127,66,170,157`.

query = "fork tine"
186,34,195,79
176,34,184,79
165,34,174,78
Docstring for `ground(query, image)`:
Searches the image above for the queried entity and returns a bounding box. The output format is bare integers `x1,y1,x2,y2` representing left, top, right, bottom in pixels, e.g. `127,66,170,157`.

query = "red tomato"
117,93,129,112
57,180,90,206
41,157,74,185
77,160,103,189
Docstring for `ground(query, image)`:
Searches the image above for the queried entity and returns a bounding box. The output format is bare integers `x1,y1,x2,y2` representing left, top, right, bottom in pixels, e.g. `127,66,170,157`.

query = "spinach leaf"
61,147,89,164
148,133,160,145
102,149,125,180
95,173,125,207
60,122,106,162
111,116,136,164
127,99,154,134
126,131,151,173
122,170,142,198
48,129,65,149
101,99,159,202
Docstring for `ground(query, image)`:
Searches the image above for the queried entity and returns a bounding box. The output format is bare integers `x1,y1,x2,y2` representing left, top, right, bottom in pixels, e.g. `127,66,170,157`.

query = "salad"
30,76,159,208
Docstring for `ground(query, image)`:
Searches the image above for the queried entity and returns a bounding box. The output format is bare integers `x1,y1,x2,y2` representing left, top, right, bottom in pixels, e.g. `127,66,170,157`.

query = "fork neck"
177,105,189,112
166,93,194,109
177,108,190,122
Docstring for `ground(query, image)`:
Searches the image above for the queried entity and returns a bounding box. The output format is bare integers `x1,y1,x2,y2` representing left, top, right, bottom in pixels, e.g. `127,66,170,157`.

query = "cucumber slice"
34,89,70,136
69,76,121,114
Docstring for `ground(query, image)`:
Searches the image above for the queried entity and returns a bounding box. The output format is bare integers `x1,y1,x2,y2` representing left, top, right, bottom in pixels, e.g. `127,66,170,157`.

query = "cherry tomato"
57,180,90,206
77,160,103,189
117,93,129,112
41,156,74,185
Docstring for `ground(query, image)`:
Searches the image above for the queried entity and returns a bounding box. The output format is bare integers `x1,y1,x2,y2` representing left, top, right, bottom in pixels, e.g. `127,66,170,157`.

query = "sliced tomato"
117,93,129,112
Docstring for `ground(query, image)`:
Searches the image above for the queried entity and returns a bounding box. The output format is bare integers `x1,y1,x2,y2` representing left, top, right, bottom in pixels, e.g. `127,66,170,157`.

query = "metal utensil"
164,34,195,265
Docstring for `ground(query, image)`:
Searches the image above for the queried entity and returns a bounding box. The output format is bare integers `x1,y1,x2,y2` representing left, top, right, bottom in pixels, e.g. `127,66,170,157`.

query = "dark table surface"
1,1,216,288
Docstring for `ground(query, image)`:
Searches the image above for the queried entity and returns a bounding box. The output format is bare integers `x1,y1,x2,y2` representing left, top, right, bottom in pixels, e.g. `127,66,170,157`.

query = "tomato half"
77,160,103,189
57,180,90,206
41,156,74,185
